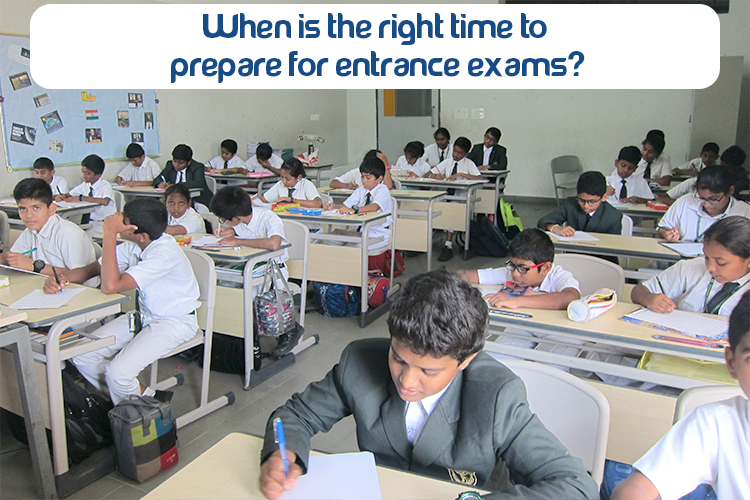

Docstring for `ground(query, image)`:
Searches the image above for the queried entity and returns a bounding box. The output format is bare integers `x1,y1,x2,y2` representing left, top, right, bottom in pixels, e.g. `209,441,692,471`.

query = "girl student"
164,183,205,235
254,157,322,208
633,216,750,316
658,165,750,242
422,127,452,167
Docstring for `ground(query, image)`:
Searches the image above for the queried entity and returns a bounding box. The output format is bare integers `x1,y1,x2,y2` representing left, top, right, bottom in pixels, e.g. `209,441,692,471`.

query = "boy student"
204,138,245,173
60,154,116,235
611,291,750,500
33,157,68,195
259,270,598,500
154,144,213,208
635,130,672,185
467,126,508,171
538,171,623,236
393,141,431,179
330,150,394,190
421,127,452,167
0,178,97,285
43,199,200,404
245,143,283,176
116,143,161,187
605,146,655,204
672,142,720,177
164,184,205,235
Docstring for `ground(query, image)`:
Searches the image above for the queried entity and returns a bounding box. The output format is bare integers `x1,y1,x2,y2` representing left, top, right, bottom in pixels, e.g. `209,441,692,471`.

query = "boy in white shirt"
59,154,116,235
635,130,672,185
204,138,246,173
393,141,431,179
421,127,452,167
245,142,283,175
330,150,394,190
116,143,162,187
606,146,655,204
33,157,68,196
164,183,205,235
44,198,200,404
673,142,720,177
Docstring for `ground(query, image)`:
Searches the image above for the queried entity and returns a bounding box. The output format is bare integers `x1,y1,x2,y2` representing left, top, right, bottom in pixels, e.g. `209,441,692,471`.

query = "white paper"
10,288,85,310
0,198,16,204
546,231,600,242
623,308,728,339
321,210,346,217
282,452,382,500
661,242,704,257
191,235,230,247
606,201,634,207
54,201,92,208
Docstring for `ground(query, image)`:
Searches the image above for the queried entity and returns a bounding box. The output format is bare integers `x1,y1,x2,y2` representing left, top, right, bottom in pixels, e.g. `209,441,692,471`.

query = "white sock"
142,387,156,397
445,241,453,249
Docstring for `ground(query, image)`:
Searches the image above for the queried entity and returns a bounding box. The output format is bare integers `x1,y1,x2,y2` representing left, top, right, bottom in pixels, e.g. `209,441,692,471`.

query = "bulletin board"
0,33,160,171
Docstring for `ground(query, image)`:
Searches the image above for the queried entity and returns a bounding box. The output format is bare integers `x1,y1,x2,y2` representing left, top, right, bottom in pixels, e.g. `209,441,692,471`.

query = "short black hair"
434,127,450,141
696,165,734,195
508,228,555,264
33,157,54,171
221,139,238,155
388,270,487,363
453,136,471,154
210,186,253,220
359,156,386,178
363,149,381,161
643,134,665,154
403,141,425,158
164,183,192,203
646,129,665,140
485,127,501,141
13,178,53,206
172,144,193,161
728,291,750,354
123,198,167,241
256,143,273,161
576,171,607,197
701,142,720,155
81,154,105,175
618,146,641,165
280,157,306,178
703,216,750,261
720,145,746,167
126,143,145,159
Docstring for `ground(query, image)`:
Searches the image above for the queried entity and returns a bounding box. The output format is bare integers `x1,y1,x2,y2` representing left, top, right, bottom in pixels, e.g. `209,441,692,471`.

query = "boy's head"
13,178,56,231
81,154,105,183
359,156,386,191
220,139,238,161
363,149,380,162
720,145,747,168
507,228,555,287
126,143,146,166
700,142,720,168
615,146,641,179
387,270,487,402
434,127,450,149
280,158,306,188
641,134,665,162
483,127,501,148
171,144,193,171
725,291,750,399
575,171,607,214
122,198,167,243
256,143,273,161
164,183,192,219
403,141,425,165
452,137,471,161
210,186,253,224
33,157,55,184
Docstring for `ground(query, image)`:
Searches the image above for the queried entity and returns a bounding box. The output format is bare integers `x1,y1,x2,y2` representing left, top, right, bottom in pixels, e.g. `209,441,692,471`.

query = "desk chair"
282,219,309,328
500,359,610,485
205,175,217,194
553,253,625,298
148,249,234,428
0,210,9,252
550,156,583,205
201,212,220,235
620,215,634,269
113,190,125,212
673,385,745,423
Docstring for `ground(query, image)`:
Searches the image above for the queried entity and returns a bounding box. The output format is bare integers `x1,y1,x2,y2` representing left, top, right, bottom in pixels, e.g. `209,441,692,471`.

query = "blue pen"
22,247,37,255
161,175,167,184
273,418,289,477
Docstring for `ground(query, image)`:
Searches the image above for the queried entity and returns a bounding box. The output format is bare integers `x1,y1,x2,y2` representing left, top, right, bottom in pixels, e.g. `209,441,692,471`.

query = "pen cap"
567,288,618,323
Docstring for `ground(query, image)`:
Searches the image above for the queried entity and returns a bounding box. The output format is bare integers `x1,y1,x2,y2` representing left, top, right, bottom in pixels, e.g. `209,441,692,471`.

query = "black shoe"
153,390,173,404
438,245,454,262
271,328,304,358
403,251,421,258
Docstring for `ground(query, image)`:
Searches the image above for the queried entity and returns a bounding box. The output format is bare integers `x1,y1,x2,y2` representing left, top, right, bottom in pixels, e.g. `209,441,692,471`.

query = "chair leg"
149,359,158,388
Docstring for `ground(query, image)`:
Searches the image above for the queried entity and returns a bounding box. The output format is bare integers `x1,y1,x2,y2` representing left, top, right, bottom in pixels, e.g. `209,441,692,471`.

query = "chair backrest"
620,214,633,237
282,219,309,262
501,359,610,485
183,249,217,305
674,385,745,423
553,253,625,298
205,175,217,194
91,241,103,260
0,210,9,252
201,212,220,235
113,190,126,212
550,155,582,175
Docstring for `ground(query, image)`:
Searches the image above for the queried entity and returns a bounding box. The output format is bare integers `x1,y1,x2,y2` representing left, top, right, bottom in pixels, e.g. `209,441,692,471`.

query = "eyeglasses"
506,261,546,275
694,192,726,205
576,196,602,206
217,217,227,224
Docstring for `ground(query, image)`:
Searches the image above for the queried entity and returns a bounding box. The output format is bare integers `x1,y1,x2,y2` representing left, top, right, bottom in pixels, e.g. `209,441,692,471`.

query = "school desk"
549,232,683,264
142,433,489,500
0,199,98,223
476,169,510,215
399,178,489,260
206,171,279,194
610,202,666,235
112,185,201,200
0,269,128,497
300,162,334,187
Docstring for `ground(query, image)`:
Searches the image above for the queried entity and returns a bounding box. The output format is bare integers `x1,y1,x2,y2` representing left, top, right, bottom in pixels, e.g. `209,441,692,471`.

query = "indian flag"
85,109,99,120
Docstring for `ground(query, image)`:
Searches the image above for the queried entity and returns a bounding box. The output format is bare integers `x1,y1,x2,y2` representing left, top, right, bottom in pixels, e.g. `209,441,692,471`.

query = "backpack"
367,271,390,308
313,281,360,317
61,371,114,463
368,250,405,278
496,198,524,240
456,215,510,258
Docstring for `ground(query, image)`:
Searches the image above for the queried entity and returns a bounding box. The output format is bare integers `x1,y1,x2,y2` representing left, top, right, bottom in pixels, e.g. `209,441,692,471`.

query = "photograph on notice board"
9,71,31,90
49,140,63,153
10,123,36,145
128,92,143,108
131,131,144,144
85,128,102,143
33,93,50,107
144,112,153,129
41,110,64,134
117,110,129,128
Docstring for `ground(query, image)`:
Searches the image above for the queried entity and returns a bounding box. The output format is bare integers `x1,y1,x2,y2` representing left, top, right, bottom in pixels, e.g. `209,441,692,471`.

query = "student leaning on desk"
259,270,598,500
329,149,394,190
57,154,117,235
116,143,162,187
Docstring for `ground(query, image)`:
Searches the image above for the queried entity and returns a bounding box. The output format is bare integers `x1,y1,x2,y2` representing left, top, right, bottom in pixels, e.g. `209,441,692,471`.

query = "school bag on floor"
456,215,510,258
313,281,360,317
496,198,524,239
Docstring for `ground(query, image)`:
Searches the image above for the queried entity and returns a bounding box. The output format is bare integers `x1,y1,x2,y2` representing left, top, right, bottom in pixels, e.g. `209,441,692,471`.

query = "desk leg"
426,199,435,271
463,186,477,261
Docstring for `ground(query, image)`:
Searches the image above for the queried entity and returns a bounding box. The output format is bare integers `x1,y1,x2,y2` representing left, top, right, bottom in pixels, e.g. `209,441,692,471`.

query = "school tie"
451,162,458,176
705,282,740,315
619,179,627,199
81,186,94,224
287,187,295,200
224,160,228,169
178,171,185,183
644,161,652,179
439,150,444,162
365,192,371,206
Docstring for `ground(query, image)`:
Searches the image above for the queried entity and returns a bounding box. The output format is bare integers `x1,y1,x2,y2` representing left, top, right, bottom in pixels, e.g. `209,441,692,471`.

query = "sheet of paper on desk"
0,198,16,204
282,452,382,500
54,201,92,208
321,210,346,216
546,231,600,242
9,288,85,310
660,242,704,257
607,201,634,208
621,308,728,340
191,235,229,247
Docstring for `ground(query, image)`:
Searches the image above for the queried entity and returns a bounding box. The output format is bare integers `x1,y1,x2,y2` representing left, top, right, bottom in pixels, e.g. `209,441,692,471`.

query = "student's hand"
156,182,168,190
619,196,635,204
53,194,66,202
218,235,240,246
338,206,355,215
63,195,77,203
605,186,616,197
477,165,490,171
277,197,292,203
6,252,33,271
115,176,125,186
375,152,390,168
43,273,69,294
103,212,137,236
259,450,302,500
644,293,676,314
406,171,418,179
343,182,358,190
663,227,680,242
447,173,461,181
551,225,575,237
218,227,236,238
485,292,522,309
431,172,445,180
123,181,139,187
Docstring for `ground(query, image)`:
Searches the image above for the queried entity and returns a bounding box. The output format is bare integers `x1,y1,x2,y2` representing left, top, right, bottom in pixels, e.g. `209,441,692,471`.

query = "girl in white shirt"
393,141,431,179
255,158,322,208
636,130,672,185
421,127,453,167
164,183,206,235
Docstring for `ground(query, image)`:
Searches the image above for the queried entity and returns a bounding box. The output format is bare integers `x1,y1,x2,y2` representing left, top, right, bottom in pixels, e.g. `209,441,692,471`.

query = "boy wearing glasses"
538,171,623,237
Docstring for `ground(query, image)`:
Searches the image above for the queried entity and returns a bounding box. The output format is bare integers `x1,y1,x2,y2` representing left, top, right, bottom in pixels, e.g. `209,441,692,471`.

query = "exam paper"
54,201,92,208
10,288,85,310
546,231,600,242
660,242,704,257
0,198,16,204
282,452,382,500
621,308,728,340
321,210,346,216
191,235,230,247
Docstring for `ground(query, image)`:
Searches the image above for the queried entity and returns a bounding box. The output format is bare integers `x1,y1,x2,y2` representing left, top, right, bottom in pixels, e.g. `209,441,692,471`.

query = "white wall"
719,0,750,153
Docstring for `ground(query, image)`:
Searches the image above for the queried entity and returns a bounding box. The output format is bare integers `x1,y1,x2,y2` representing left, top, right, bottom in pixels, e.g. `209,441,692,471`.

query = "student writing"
164,183,205,235
59,154,116,235
672,141,720,177
421,127,452,167
246,142,283,176
254,158,322,208
204,138,245,173
116,143,161,187
33,156,68,195
392,141,431,179
635,129,672,186
154,144,213,208
606,146,655,204
330,149,394,190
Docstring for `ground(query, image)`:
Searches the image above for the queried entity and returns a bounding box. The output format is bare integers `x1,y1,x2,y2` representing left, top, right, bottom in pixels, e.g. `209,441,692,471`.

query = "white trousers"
71,314,198,404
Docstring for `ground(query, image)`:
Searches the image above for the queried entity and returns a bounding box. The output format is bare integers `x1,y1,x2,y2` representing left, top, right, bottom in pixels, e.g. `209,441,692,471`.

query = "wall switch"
454,108,468,119
471,108,485,119
310,114,320,121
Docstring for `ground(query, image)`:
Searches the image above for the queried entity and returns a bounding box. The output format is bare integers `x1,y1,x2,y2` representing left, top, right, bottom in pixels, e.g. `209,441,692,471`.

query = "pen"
161,175,167,184
52,267,62,293
652,335,722,349
21,247,37,255
489,308,533,319
273,418,289,477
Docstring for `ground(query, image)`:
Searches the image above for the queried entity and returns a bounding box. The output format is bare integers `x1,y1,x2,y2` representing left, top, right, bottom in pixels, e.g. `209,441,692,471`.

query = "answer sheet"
660,242,704,257
546,231,600,242
282,452,382,500
621,308,727,340
9,288,85,310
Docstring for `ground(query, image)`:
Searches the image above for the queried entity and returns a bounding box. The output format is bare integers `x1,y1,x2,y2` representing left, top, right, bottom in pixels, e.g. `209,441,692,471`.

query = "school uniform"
117,156,161,182
71,234,200,404
153,159,212,208
422,142,452,167
478,265,580,293
49,175,68,196
634,396,750,500
245,153,283,174
204,155,245,170
674,157,715,174
431,157,480,178
233,208,289,264
393,155,431,177
605,172,654,202
467,143,508,170
658,194,750,242
262,178,319,204
634,154,671,179
261,338,598,499
69,177,117,234
343,182,393,250
667,177,696,200
169,207,205,234
333,167,363,188
537,196,623,235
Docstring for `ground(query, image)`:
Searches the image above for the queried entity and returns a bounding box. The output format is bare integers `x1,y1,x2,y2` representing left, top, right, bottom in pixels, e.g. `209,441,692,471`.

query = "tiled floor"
0,199,556,500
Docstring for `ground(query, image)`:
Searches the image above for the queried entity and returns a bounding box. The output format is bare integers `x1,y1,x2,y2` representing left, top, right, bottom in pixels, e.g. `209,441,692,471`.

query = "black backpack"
456,215,510,258
61,371,114,463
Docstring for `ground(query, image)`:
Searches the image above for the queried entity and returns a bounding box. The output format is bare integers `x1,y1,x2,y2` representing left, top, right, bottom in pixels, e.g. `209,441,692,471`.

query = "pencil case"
288,207,322,216
272,203,300,212
567,288,617,322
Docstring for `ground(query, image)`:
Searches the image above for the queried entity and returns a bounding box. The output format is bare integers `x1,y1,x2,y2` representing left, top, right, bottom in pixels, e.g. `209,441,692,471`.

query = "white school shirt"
477,264,580,293
68,177,116,221
114,234,200,319
605,172,655,202
634,154,671,178
169,207,205,234
117,157,161,182
667,177,696,200
49,175,68,196
11,213,96,272
204,155,245,170
232,209,288,262
634,396,750,500
431,157,480,178
393,156,431,177
245,153,283,174
658,194,750,242
344,182,393,250
675,157,715,174
262,177,320,203
643,257,750,316
482,145,493,166
333,167,363,188
422,143,452,167
404,383,450,445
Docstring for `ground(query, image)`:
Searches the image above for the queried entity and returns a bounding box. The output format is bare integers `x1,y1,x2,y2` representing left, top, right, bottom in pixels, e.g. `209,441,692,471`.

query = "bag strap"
119,396,170,436
266,259,298,325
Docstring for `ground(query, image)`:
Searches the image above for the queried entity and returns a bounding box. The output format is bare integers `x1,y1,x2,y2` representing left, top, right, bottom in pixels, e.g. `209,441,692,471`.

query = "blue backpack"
313,282,360,317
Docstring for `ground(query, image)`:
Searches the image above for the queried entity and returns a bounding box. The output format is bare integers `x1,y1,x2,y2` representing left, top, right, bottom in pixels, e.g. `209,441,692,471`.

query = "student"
43,199,200,404
657,166,750,242
164,183,205,235
61,154,116,235
635,130,672,185
116,143,161,187
467,126,508,171
254,158,322,208
33,157,68,196
330,150,394,190
421,127,452,167
538,171,623,236
672,142,720,177
606,146,655,204
633,216,750,315
458,228,581,310
258,270,598,500
393,141,431,179
0,178,96,285
611,291,750,500
154,144,212,208
245,143,283,176
204,138,245,173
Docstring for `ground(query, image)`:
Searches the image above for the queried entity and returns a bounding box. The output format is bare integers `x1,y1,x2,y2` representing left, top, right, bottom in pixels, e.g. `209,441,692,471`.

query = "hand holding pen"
259,419,302,500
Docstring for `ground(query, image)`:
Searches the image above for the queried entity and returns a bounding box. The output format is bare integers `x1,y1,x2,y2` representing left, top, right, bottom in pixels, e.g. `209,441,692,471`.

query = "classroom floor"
0,200,555,500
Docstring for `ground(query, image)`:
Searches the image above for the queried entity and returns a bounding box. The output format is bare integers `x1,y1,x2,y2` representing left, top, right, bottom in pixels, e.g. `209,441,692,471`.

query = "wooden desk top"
143,433,487,500
550,232,682,261
186,233,289,263
400,178,489,189
276,210,388,227
207,172,279,181
480,169,510,177
113,185,202,197
611,203,667,216
0,306,27,328
321,188,447,202
0,201,98,215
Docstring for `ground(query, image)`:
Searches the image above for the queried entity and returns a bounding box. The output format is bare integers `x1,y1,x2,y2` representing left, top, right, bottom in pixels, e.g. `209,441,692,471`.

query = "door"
376,89,440,165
